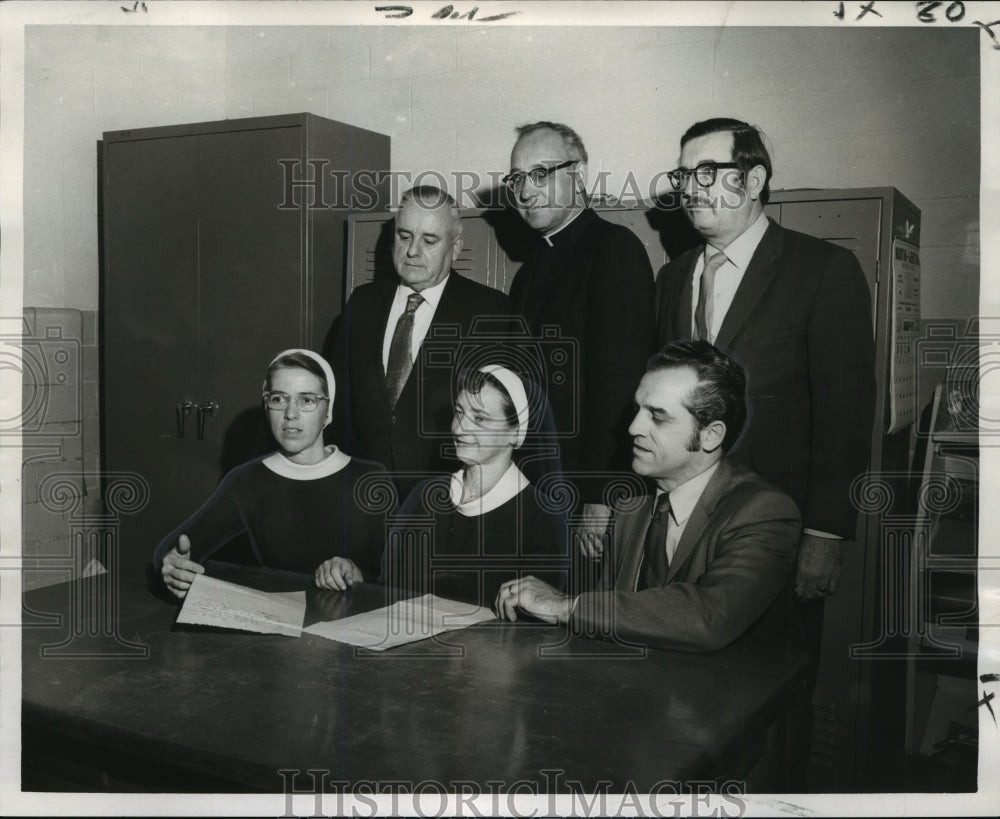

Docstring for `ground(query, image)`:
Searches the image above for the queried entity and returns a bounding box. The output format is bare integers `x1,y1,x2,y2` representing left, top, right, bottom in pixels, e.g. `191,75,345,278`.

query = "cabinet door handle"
176,400,194,438
196,400,219,440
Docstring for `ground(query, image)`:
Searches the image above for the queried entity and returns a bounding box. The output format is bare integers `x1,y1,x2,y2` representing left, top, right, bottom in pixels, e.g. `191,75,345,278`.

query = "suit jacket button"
391,415,397,424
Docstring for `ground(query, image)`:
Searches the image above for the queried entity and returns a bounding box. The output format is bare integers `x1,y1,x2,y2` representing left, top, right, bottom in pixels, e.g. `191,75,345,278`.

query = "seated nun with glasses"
154,349,393,598
381,364,569,608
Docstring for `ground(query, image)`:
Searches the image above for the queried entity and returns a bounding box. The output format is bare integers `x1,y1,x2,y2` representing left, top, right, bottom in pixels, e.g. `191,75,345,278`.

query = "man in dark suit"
654,118,875,604
325,186,512,499
653,121,874,789
505,122,655,557
496,340,800,654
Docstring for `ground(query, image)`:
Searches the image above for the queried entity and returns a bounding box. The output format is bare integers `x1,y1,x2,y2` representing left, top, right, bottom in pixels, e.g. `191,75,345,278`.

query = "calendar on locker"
889,239,921,433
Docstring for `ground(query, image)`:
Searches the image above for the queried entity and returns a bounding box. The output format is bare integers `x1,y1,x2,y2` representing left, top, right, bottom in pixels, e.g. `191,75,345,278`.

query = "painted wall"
24,24,979,320
18,23,980,581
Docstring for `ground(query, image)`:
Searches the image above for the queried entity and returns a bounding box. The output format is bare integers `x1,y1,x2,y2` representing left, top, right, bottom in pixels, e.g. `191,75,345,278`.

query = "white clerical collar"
542,208,586,246
708,210,769,272
263,445,351,479
395,274,449,310
449,463,529,516
657,461,719,526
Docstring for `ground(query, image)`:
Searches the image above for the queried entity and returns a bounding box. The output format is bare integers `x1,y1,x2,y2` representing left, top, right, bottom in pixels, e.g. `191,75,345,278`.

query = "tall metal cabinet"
101,114,389,577
767,187,922,790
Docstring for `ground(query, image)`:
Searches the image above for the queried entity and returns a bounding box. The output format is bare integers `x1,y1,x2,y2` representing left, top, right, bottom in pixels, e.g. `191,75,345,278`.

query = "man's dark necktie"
694,248,727,341
385,292,423,407
637,493,672,591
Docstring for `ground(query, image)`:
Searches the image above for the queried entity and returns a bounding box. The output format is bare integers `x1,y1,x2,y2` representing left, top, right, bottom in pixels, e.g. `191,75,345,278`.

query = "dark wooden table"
21,565,807,793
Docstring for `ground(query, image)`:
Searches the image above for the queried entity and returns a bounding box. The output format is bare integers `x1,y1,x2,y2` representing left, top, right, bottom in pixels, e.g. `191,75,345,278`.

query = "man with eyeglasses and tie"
655,117,874,606
325,186,512,499
496,340,800,656
654,118,875,787
505,122,655,575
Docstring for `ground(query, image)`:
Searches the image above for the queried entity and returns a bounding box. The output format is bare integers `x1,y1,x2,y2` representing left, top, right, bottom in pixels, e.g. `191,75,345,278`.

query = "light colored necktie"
695,249,727,341
385,292,423,406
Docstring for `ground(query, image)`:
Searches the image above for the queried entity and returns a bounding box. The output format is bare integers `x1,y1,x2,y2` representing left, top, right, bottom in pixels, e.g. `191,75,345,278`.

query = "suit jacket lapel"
613,496,654,592
714,219,783,349
375,282,399,405
674,253,697,340
665,460,732,583
426,272,462,330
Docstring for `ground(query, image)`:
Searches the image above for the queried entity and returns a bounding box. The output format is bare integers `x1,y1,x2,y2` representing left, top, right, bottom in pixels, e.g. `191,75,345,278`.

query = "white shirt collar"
449,463,529,517
708,210,769,272
542,208,586,246
395,274,449,311
263,445,351,479
657,461,719,526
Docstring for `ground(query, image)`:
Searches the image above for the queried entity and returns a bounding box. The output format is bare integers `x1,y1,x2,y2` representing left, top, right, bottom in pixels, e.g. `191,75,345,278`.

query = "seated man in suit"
495,340,801,653
324,186,512,499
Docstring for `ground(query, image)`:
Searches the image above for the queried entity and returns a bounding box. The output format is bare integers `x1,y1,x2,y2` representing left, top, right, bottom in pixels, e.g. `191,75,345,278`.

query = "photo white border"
1,1,997,815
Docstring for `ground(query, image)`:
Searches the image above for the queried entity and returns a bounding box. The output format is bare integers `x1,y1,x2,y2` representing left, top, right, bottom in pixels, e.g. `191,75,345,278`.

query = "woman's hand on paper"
161,534,205,599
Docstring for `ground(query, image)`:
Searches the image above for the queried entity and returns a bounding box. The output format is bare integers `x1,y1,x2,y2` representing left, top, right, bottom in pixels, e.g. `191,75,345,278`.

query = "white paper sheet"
303,594,495,651
176,574,306,638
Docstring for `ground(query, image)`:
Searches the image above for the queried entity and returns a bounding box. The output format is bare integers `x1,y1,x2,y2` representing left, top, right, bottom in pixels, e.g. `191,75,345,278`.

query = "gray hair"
515,121,588,165
399,185,462,236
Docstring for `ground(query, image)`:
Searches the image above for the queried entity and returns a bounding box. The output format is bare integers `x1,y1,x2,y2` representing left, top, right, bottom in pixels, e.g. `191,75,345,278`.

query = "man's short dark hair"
647,340,749,453
680,118,772,205
515,121,589,165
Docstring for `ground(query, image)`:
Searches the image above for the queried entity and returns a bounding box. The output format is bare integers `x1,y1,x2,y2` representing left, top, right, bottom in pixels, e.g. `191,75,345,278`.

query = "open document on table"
175,575,494,648
304,594,496,651
176,574,307,637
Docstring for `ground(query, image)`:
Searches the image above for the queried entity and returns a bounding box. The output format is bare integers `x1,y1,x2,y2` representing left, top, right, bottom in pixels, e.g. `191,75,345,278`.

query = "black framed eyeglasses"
666,162,742,190
262,392,329,412
502,159,579,193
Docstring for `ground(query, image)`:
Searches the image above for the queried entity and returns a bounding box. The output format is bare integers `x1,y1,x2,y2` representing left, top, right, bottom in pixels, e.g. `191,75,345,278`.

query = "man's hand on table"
315,556,363,591
495,576,573,624
161,533,205,599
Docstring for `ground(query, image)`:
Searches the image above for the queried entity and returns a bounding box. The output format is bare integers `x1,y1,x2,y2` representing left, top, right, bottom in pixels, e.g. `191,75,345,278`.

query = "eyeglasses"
262,392,329,412
502,160,579,193
666,162,742,190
